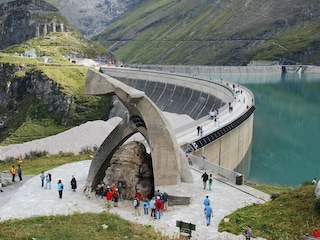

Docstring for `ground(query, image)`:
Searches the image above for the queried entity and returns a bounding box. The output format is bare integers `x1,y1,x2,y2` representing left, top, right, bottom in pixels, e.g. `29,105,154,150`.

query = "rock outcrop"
0,0,71,50
0,63,73,126
103,141,153,199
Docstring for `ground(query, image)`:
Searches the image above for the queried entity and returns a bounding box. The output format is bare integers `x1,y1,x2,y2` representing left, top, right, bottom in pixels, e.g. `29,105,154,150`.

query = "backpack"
133,198,140,207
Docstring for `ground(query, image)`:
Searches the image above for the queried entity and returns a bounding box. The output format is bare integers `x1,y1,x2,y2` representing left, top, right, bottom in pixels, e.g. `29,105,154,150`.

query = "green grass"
219,184,320,239
0,33,112,145
0,212,172,240
0,152,92,175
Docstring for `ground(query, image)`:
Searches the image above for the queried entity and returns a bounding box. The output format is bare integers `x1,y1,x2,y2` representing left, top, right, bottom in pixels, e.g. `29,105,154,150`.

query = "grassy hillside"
219,183,320,239
0,32,113,145
94,0,320,66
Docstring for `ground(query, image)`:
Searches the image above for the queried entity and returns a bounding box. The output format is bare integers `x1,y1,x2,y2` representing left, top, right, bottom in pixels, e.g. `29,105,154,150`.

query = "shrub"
79,145,98,155
4,156,15,162
302,180,314,186
24,150,48,159
271,192,281,200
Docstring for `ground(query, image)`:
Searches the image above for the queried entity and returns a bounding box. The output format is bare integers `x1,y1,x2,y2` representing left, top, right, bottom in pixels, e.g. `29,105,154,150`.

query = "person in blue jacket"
57,179,64,199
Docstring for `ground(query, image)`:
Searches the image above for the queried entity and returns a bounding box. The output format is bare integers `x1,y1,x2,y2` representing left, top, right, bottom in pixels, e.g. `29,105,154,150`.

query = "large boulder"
103,141,154,199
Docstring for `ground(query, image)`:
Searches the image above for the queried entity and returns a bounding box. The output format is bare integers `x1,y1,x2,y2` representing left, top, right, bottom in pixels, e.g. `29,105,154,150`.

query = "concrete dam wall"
101,67,255,175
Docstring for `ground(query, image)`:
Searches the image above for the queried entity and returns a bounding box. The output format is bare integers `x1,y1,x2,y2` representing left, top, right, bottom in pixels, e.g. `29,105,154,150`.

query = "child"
142,198,149,215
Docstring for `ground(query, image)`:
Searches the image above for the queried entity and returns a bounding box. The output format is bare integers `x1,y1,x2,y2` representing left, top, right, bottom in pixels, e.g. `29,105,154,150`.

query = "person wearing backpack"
132,196,140,216
142,198,149,215
155,196,163,219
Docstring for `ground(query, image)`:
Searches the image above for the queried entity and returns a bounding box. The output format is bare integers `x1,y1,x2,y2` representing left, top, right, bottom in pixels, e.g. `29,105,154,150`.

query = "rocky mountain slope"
0,0,145,38
95,0,320,66
1,0,319,65
46,0,146,37
0,0,72,50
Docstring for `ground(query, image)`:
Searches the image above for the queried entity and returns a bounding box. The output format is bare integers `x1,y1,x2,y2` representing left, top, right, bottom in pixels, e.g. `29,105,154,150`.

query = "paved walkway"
0,160,268,240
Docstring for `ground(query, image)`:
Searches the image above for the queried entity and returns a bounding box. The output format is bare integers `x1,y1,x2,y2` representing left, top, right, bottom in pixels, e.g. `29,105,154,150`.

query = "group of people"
0,164,24,192
201,171,213,191
40,171,77,199
196,125,204,137
208,109,219,120
10,164,23,182
105,183,121,207
132,189,168,220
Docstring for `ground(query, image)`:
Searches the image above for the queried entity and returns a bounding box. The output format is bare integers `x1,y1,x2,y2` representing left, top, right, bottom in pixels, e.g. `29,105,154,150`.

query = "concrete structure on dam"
85,67,255,204
84,70,193,204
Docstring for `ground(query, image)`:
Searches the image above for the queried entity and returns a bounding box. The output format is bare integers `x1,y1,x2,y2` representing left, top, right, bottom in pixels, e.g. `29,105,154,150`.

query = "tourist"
204,202,213,226
45,172,52,189
113,188,120,207
0,173,3,192
98,184,105,198
203,195,210,206
200,126,203,137
40,171,45,187
118,182,123,201
312,178,317,184
245,225,252,239
142,198,149,215
135,190,142,201
201,171,209,190
150,197,156,218
57,179,64,199
197,125,200,136
155,196,163,219
110,183,115,200
106,186,113,206
208,173,213,191
132,195,141,216
70,175,77,192
17,164,22,182
11,165,16,182
155,189,162,199
162,192,169,210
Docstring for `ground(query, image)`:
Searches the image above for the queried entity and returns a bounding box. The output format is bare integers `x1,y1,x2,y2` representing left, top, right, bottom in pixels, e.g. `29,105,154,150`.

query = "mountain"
45,0,146,37
0,0,115,145
0,0,146,38
94,0,320,66
0,0,73,50
0,31,113,144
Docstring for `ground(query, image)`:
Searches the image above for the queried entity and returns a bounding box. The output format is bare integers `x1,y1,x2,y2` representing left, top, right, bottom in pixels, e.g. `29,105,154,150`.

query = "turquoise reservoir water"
216,73,320,187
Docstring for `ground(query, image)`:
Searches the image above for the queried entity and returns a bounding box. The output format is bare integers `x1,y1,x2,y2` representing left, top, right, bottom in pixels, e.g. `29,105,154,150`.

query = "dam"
126,64,320,187
100,67,255,186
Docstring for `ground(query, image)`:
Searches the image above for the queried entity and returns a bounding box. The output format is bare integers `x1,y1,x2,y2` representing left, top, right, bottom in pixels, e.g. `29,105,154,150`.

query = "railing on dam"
188,105,255,151
189,154,242,184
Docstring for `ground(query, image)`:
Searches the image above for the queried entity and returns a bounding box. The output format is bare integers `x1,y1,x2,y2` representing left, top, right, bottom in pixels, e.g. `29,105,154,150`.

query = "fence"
188,154,243,185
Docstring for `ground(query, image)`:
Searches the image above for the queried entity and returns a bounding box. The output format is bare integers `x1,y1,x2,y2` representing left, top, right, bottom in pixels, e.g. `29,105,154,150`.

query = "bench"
176,220,196,239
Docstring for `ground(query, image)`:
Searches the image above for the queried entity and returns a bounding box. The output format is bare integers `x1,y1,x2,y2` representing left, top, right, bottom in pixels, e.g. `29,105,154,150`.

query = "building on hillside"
24,49,37,58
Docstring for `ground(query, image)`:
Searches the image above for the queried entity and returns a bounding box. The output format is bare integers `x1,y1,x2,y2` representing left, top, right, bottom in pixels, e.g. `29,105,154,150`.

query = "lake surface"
213,72,320,187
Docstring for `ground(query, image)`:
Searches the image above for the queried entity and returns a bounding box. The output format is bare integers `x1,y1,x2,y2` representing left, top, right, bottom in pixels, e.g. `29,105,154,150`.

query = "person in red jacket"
113,188,120,207
106,186,113,207
155,196,163,219
135,190,142,201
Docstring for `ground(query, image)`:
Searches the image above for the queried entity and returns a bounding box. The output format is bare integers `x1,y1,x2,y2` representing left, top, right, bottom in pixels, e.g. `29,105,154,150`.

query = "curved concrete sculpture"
84,70,193,204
